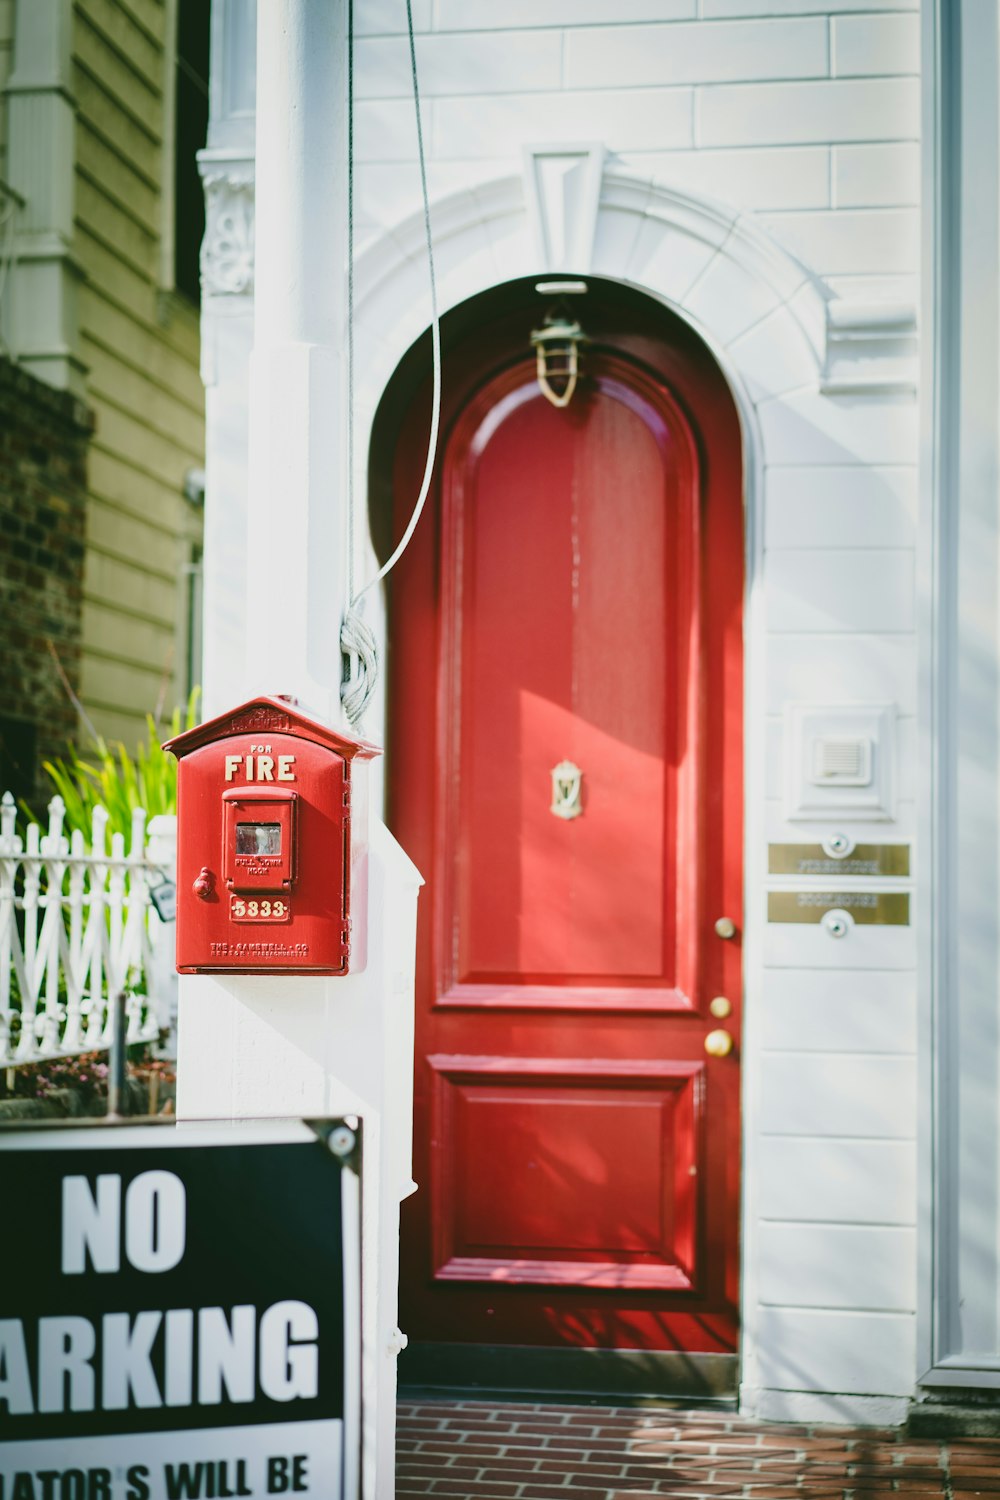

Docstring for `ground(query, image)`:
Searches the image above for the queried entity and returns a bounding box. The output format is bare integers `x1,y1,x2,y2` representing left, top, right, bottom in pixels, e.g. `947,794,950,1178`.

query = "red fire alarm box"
164,696,380,975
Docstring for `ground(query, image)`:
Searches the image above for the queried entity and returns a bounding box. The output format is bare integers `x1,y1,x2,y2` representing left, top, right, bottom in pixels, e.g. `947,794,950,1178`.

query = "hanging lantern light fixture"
531,292,589,409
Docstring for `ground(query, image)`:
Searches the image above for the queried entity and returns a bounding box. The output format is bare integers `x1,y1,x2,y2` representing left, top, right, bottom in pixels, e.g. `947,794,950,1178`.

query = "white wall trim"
741,1388,910,1429
917,0,1000,1396
207,0,257,153
916,0,947,1398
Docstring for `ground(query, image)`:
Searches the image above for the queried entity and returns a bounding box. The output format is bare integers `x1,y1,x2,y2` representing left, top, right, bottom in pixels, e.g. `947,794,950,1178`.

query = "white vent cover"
785,704,895,821
811,735,873,786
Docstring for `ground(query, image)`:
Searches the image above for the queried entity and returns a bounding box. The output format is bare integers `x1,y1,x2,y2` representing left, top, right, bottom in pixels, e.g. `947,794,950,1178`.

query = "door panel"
430,1055,702,1290
439,361,702,1014
390,318,743,1356
455,379,683,987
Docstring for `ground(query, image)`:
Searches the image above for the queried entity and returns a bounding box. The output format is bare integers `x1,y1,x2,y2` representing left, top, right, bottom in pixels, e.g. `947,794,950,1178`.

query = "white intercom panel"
784,702,896,821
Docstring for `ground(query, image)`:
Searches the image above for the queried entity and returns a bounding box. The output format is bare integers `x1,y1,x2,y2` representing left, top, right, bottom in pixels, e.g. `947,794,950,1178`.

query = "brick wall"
0,357,94,807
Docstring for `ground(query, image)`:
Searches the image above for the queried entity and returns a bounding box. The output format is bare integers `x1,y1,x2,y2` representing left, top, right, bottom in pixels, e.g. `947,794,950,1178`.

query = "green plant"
37,688,200,844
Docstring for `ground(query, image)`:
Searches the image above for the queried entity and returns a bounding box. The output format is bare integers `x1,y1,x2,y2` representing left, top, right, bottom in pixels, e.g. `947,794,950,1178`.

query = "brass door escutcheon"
550,761,583,819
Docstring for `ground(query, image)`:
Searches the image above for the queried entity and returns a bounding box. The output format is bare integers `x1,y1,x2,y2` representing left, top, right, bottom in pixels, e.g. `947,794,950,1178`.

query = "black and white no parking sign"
0,1119,361,1500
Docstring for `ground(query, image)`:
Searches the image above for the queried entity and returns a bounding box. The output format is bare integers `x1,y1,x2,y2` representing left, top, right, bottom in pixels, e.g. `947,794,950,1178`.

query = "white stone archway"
350,147,917,749
349,148,918,729
349,151,920,1427
351,147,915,494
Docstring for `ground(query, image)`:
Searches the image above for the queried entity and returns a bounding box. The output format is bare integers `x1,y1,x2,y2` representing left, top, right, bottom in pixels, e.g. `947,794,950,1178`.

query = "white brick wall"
757,1225,916,1311
357,32,562,97
759,1137,916,1222
354,3,921,321
565,18,830,87
834,143,920,208
764,466,918,548
832,12,920,75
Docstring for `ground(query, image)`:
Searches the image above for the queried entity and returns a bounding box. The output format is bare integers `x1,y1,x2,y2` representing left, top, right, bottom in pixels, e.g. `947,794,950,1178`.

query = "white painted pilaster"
198,154,255,720
199,0,259,719
244,0,347,717
187,8,418,1497
177,825,422,1500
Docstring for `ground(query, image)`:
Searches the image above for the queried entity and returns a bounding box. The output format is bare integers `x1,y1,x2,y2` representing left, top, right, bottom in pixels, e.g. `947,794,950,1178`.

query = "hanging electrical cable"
340,0,442,729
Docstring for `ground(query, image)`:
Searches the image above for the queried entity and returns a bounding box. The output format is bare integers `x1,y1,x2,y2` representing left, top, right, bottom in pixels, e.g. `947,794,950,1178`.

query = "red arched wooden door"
387,298,743,1391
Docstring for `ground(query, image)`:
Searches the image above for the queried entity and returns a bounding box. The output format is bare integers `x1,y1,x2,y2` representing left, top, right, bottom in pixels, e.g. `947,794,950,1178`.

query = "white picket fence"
0,791,176,1067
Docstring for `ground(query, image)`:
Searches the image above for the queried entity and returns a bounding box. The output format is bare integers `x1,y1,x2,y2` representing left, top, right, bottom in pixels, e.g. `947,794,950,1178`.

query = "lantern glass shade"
530,308,587,408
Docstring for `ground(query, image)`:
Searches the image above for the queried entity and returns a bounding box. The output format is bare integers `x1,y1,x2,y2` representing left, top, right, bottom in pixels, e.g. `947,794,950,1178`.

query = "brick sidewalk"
396,1400,1000,1497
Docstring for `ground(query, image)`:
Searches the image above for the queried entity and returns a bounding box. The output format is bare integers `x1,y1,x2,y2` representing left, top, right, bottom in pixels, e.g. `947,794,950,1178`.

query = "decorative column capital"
199,155,255,299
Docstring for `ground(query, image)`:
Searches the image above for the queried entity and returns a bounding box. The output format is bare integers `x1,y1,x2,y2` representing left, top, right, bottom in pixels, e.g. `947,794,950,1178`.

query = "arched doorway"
373,279,744,1396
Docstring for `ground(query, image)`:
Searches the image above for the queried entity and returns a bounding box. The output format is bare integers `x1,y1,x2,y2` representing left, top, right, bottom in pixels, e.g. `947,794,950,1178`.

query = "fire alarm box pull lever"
164,696,380,976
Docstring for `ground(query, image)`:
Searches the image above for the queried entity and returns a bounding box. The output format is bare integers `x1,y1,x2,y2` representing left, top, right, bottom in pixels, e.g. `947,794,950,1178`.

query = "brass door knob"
709,996,732,1019
705,1028,734,1058
714,916,737,939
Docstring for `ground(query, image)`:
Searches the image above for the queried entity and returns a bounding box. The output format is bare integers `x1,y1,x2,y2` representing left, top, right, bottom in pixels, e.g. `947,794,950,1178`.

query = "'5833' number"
230,896,289,922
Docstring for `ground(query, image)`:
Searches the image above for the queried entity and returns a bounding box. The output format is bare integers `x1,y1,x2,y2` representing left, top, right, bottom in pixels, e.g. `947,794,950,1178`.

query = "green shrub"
38,688,200,844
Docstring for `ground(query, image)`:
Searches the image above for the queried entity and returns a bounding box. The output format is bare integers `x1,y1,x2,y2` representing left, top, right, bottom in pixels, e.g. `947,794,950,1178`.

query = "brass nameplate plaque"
768,891,910,925
768,843,910,878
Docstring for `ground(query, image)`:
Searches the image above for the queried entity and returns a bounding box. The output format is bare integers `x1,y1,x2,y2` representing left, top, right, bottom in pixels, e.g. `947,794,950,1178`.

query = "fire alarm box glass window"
223,790,296,892
236,822,282,857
